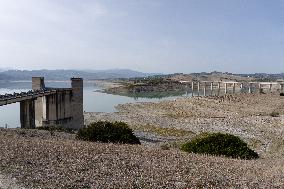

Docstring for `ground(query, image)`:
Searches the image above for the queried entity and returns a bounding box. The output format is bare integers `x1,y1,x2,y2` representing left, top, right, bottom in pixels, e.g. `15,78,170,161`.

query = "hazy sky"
0,0,283,73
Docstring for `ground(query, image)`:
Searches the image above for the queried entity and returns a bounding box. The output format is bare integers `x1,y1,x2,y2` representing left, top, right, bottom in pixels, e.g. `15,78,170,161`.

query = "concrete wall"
42,91,73,128
32,77,45,90
28,77,84,129
71,78,84,129
35,97,45,127
33,77,46,127
20,99,35,129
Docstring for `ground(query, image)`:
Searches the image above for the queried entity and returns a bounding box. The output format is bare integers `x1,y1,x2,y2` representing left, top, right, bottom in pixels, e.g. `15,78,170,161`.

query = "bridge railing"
0,89,61,102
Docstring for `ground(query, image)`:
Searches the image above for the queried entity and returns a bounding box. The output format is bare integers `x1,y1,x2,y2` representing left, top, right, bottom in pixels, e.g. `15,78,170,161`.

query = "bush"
76,121,140,144
259,88,265,94
270,111,280,117
180,133,259,159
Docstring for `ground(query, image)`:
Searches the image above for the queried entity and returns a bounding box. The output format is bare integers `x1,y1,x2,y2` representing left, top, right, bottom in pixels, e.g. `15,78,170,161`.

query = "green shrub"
270,111,280,117
180,133,259,159
76,121,140,144
259,88,265,94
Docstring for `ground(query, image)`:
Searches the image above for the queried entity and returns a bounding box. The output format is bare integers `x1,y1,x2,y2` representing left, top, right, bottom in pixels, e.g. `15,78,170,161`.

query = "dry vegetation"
1,93,284,188
86,93,284,158
0,129,283,188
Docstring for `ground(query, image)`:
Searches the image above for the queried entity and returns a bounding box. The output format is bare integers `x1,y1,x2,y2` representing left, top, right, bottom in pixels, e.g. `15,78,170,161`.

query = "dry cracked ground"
0,93,284,188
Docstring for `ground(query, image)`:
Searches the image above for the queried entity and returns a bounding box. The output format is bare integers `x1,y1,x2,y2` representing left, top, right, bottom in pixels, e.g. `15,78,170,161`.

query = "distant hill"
0,69,159,81
237,73,284,82
163,72,284,82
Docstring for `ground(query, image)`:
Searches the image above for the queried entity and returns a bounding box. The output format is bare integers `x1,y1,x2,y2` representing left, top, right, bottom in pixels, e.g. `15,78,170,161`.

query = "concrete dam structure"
0,77,84,129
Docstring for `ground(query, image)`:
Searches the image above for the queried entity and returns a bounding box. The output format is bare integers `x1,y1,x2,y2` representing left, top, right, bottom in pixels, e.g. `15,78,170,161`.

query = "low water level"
0,81,260,128
0,81,187,128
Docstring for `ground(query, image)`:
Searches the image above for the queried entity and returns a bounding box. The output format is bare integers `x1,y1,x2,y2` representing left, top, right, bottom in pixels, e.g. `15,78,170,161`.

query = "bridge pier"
224,83,228,94
203,82,206,96
191,82,194,97
259,83,262,93
20,99,35,129
197,82,200,96
210,82,213,96
249,83,252,93
217,82,221,96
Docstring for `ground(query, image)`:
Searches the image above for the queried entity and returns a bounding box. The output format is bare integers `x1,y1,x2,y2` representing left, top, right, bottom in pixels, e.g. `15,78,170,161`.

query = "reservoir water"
0,80,258,128
0,81,186,128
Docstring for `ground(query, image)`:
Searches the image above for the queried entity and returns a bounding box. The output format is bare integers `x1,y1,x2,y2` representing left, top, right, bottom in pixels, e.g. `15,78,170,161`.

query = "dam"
0,77,84,129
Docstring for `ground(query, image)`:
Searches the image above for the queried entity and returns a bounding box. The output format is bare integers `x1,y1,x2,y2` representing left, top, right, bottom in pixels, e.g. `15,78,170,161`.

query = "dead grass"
0,129,283,188
132,124,195,137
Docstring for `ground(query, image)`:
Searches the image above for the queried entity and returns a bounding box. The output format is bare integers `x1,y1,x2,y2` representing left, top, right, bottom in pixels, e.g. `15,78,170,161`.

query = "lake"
0,81,188,128
0,80,258,128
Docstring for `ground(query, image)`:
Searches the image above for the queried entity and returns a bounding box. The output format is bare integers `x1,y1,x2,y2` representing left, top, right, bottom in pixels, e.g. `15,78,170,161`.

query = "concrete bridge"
181,81,284,96
0,77,84,129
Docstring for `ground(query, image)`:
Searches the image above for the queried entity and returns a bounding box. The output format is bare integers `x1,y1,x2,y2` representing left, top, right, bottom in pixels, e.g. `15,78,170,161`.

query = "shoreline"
85,92,284,158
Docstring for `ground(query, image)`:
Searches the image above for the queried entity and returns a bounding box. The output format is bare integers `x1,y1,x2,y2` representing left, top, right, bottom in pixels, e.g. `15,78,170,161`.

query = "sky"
0,0,283,74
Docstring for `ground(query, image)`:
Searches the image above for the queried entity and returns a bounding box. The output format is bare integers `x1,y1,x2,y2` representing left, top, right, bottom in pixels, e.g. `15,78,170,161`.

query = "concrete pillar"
203,82,206,96
217,82,221,96
71,78,84,129
224,83,228,94
210,82,213,96
259,83,262,93
191,82,194,97
197,82,200,96
233,83,236,94
33,77,46,127
240,83,243,93
269,83,272,92
34,96,45,127
32,77,45,90
249,83,252,93
45,93,58,125
20,99,35,128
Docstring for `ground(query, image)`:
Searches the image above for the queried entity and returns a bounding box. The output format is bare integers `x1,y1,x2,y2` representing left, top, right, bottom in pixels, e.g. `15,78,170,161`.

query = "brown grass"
0,129,283,188
132,124,195,137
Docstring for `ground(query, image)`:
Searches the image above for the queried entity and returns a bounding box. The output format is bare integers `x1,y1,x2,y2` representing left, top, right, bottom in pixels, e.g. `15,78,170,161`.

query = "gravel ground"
86,93,284,158
0,93,283,188
0,129,283,188
0,173,25,189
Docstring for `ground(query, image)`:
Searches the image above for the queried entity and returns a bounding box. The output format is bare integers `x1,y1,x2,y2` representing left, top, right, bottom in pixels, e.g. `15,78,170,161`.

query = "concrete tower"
71,78,84,129
20,77,45,128
32,77,45,90
32,77,46,127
